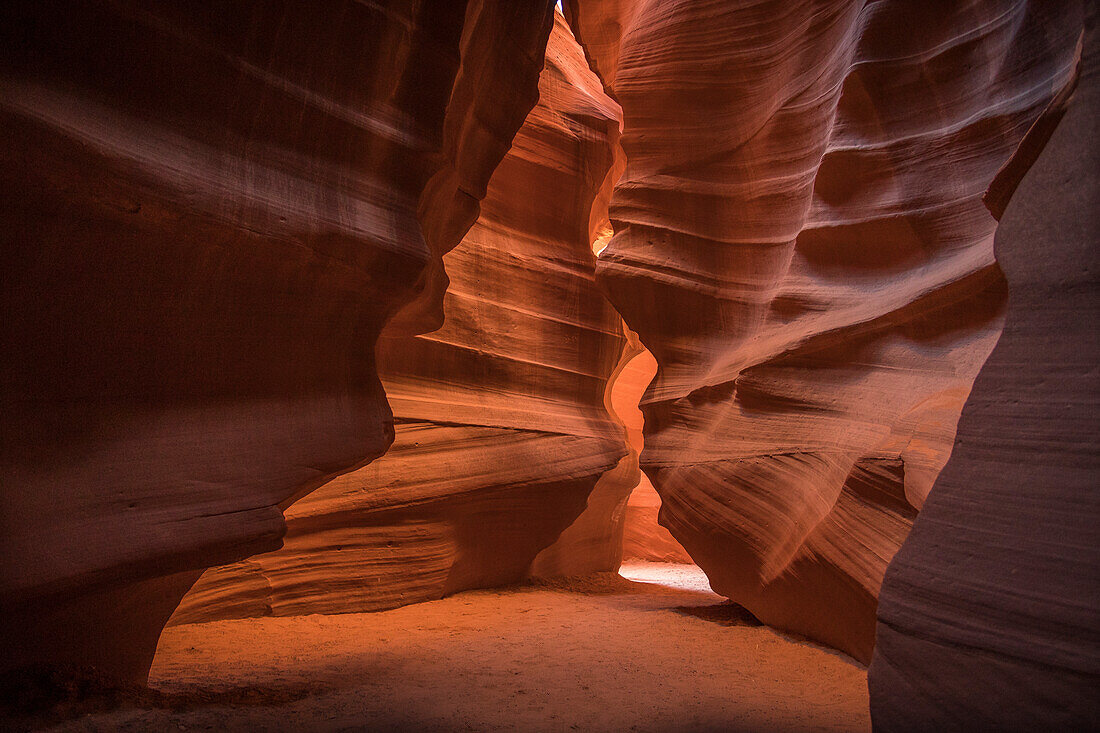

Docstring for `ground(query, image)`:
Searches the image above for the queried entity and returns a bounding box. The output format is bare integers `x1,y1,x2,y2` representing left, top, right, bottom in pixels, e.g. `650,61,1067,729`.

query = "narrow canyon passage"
2,2,1095,731
42,564,868,732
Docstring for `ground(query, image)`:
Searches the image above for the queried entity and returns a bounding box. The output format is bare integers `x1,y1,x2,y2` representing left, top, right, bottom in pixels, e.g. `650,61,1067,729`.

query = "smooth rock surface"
870,9,1098,730
568,0,1083,661
173,14,630,623
608,347,694,564
623,476,694,565
0,0,554,681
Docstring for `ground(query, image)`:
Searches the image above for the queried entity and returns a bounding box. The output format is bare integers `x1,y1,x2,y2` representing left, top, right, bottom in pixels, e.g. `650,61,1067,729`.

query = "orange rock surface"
603,347,694,564
871,9,1098,729
172,15,631,623
568,0,1083,661
2,3,1093,722
0,0,555,682
622,476,694,565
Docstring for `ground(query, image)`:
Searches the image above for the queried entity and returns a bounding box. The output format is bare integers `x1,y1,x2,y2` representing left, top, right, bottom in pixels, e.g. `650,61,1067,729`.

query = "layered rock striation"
173,14,630,623
568,0,1083,661
870,10,1098,729
0,0,555,682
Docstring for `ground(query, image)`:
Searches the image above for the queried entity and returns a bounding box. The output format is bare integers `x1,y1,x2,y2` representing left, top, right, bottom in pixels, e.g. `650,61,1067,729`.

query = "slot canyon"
0,1,1096,731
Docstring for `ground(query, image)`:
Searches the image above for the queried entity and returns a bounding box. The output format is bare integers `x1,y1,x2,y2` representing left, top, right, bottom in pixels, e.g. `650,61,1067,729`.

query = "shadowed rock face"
870,10,1098,730
568,0,1083,662
0,0,554,682
171,15,631,623
529,326,643,577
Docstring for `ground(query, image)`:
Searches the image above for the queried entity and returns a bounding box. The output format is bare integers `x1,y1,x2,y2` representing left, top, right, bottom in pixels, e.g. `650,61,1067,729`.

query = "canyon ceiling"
1,1,1095,731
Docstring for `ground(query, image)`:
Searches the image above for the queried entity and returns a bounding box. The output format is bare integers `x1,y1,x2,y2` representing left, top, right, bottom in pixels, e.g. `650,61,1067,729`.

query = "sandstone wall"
599,347,694,565
173,14,631,622
0,0,555,682
568,0,1083,661
870,9,1098,729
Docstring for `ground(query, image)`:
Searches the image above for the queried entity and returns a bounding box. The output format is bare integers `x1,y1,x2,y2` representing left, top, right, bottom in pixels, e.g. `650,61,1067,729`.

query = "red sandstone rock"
172,14,630,622
622,475,694,565
0,0,555,682
568,0,1083,661
870,9,1098,730
528,334,640,579
596,346,693,564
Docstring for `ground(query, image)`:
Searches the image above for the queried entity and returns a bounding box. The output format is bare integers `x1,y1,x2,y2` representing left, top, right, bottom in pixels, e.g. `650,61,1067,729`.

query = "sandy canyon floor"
36,564,869,732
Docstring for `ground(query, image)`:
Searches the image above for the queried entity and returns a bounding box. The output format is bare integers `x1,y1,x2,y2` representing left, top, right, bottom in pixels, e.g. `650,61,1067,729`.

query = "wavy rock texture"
173,15,629,623
528,329,640,578
0,0,554,682
568,0,1083,661
606,347,693,564
870,12,1098,731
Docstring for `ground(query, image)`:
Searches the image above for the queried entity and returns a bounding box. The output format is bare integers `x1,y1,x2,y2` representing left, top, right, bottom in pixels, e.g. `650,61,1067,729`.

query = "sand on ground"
42,563,870,732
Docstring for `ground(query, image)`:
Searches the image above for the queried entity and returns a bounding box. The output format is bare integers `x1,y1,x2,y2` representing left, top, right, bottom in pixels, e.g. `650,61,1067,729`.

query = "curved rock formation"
0,0,554,682
622,477,694,565
172,14,630,622
528,331,640,578
603,346,693,564
870,11,1098,730
568,0,1083,661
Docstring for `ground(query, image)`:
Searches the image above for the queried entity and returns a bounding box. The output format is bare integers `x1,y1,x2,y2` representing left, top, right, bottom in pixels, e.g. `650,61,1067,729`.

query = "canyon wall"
0,0,555,682
173,14,630,623
609,348,694,564
568,0,1084,661
870,10,1098,730
3,0,1091,702
531,331,647,576
622,477,693,565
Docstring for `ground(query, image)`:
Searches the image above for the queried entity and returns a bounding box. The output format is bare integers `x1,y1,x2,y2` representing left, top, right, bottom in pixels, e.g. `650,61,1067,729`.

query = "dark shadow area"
673,601,763,627
0,665,328,730
673,602,867,671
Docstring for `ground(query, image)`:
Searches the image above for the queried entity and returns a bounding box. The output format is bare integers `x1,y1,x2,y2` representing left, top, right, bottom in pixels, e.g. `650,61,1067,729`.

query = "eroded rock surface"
599,347,693,565
173,15,630,622
568,0,1083,661
870,10,1098,730
622,477,693,565
0,0,554,681
527,336,640,579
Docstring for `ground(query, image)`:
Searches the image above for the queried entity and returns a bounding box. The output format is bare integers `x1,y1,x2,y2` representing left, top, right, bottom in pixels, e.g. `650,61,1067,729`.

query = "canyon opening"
1,2,1097,732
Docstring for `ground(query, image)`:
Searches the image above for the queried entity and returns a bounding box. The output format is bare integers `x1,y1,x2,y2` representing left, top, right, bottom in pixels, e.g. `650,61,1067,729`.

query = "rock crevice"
172,14,633,623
